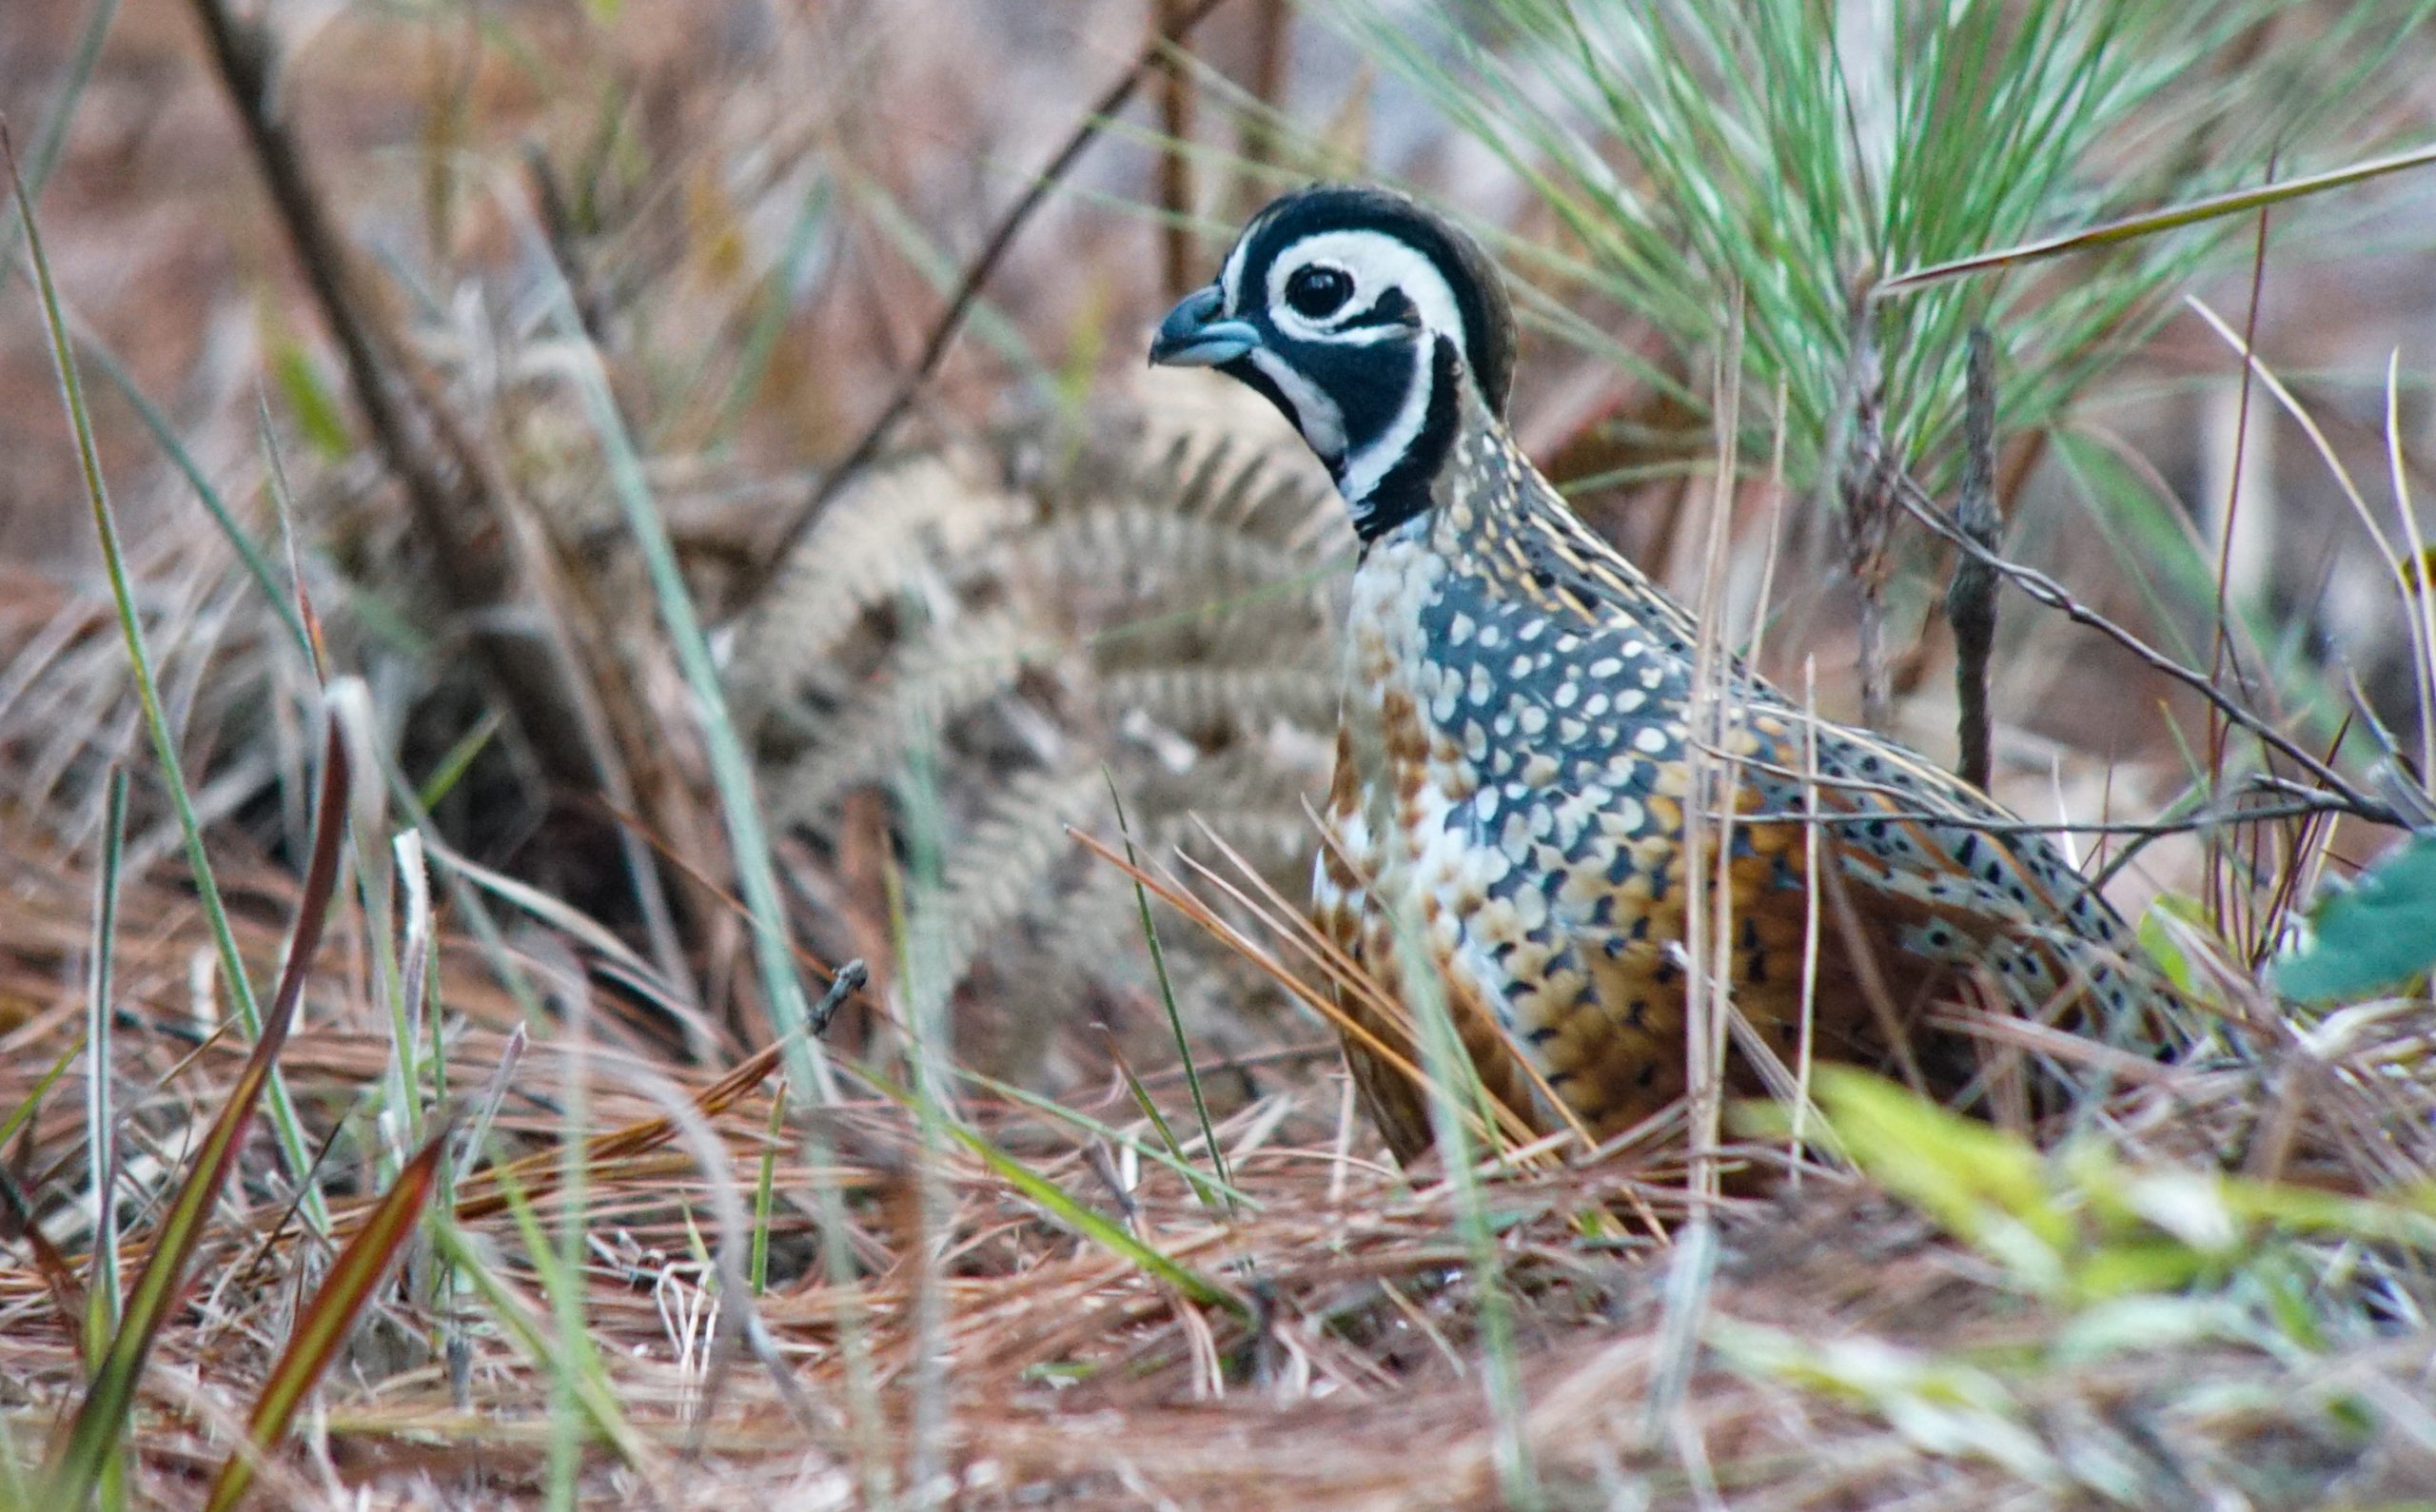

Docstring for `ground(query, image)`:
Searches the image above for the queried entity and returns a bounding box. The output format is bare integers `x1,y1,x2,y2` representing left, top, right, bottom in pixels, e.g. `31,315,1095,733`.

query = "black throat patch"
1352,335,1462,543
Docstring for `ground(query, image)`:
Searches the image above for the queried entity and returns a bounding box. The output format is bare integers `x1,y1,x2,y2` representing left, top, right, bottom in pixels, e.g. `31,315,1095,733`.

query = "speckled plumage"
1151,186,2161,1161
1310,376,2156,1156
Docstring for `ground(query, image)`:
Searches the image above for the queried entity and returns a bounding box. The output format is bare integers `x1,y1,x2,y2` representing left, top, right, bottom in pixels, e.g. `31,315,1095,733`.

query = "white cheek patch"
1247,346,1347,460
1266,229,1469,352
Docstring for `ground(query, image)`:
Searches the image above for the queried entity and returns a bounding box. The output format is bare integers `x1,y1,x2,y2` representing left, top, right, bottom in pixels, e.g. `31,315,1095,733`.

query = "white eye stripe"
1321,323,1408,344
1263,229,1467,353
1217,200,1283,315
1220,235,1254,317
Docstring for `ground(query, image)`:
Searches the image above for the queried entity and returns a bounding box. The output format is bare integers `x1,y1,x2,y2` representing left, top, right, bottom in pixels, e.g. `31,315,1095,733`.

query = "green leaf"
2272,833,2436,1002
267,338,352,461
2135,893,2219,1004
1802,1069,2073,1262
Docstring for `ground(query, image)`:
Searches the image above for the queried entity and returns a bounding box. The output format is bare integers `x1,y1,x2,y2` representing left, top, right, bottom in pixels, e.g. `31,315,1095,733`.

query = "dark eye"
1285,264,1354,320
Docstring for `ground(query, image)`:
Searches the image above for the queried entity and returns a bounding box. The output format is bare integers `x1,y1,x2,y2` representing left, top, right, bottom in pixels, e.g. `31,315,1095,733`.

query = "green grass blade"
4,122,329,1242
426,1188,658,1484
73,337,313,661
956,1068,1262,1212
751,1077,787,1296
521,214,830,1102
517,198,891,1501
860,1068,1243,1315
1105,1043,1223,1213
0,0,117,300
0,1041,82,1160
1106,774,1232,1211
1392,913,1539,1507
82,768,128,1507
414,710,502,812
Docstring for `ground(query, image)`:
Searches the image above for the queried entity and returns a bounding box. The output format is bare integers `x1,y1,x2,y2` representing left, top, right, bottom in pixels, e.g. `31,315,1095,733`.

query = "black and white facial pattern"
1198,187,1517,539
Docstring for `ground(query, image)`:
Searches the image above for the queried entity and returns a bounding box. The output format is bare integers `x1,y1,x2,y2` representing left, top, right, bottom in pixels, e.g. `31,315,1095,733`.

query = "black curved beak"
1149,285,1260,367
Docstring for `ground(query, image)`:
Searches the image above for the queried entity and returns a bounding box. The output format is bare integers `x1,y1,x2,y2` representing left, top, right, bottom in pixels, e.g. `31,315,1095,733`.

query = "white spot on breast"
1634,726,1669,754
1601,796,1647,835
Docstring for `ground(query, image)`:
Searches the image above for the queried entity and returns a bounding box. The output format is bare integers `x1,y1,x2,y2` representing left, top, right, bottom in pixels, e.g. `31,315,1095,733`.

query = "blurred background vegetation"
5,1,2436,1505
8,0,2435,1083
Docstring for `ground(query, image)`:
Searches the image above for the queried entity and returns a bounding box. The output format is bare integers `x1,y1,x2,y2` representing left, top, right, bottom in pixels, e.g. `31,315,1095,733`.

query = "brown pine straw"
5,817,2436,1506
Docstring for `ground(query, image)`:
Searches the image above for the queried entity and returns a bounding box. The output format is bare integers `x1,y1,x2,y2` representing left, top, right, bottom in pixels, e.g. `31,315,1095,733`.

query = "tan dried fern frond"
734,375,1349,1089
1094,664,1338,744
1025,506,1330,607
725,450,1025,722
935,763,1112,992
761,607,1040,826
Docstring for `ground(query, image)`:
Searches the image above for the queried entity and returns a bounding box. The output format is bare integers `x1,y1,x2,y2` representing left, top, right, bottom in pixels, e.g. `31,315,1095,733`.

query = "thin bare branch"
741,0,1237,609
1948,327,2000,792
1889,476,2404,828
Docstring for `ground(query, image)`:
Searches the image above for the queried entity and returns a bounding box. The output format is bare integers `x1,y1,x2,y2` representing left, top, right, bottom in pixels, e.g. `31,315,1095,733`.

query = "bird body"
1150,186,2157,1160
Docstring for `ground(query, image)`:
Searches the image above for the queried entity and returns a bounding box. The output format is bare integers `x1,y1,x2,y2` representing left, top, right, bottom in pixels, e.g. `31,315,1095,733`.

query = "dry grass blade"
855,1061,1247,1316
200,1118,455,1512
1068,826,1542,1154
39,723,349,1510
1878,139,2436,295
447,1036,791,1226
0,1165,85,1330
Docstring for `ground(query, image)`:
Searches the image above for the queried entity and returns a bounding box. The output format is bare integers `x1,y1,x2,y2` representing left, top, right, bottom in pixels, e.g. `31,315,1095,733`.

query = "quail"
1149,184,2161,1161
